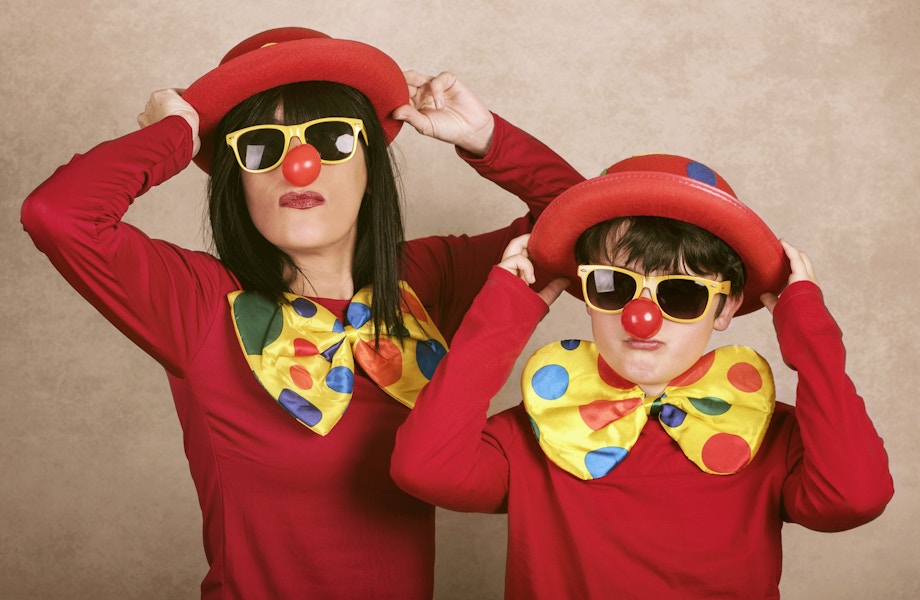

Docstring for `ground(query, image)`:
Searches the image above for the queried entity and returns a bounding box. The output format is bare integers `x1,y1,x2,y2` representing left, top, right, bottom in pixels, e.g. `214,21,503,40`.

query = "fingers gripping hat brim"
529,157,790,316
182,28,408,173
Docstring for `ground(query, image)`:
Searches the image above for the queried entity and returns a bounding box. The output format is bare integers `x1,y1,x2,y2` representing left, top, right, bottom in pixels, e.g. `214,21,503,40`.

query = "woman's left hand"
393,70,495,157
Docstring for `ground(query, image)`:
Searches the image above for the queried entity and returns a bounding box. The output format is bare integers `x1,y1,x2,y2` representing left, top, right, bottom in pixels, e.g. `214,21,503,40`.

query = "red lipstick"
279,191,326,209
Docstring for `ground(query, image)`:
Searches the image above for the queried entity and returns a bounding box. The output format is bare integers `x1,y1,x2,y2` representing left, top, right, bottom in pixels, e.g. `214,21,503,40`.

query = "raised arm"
763,241,893,530
20,92,228,374
395,70,585,219
392,237,568,510
397,72,583,336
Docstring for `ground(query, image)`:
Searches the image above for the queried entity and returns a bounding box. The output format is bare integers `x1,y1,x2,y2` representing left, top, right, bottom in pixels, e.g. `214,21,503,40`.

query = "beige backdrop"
2,1,917,598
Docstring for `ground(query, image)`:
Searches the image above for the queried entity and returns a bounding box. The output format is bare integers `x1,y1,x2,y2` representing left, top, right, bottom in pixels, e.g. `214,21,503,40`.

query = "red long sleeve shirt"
21,116,584,599
392,267,893,599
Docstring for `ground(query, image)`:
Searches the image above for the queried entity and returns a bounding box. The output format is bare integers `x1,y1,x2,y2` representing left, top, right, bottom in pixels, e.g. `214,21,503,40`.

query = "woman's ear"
713,293,743,331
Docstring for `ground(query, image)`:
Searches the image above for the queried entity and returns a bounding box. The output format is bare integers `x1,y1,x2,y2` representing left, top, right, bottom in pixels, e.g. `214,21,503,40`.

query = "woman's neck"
286,250,356,300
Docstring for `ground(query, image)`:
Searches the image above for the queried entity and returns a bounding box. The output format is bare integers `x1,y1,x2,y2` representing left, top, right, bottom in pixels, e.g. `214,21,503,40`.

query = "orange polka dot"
399,289,429,323
701,433,751,473
727,362,763,393
670,351,716,387
579,398,643,430
293,338,319,356
290,364,314,390
355,338,402,387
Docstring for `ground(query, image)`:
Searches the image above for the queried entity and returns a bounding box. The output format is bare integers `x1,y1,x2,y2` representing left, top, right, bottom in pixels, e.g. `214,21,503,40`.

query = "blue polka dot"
686,161,718,187
585,446,629,478
531,364,569,400
660,404,687,428
561,339,581,351
326,366,354,394
278,388,323,427
417,339,448,380
321,339,344,362
346,302,371,329
292,297,318,318
332,319,345,333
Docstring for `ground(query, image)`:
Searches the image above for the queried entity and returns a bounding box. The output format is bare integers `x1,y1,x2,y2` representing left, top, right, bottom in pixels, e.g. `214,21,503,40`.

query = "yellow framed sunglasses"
225,117,367,173
577,265,732,323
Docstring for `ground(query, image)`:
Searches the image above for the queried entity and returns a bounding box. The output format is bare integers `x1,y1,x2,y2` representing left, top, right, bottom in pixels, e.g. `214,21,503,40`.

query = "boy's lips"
626,338,662,350
279,191,326,209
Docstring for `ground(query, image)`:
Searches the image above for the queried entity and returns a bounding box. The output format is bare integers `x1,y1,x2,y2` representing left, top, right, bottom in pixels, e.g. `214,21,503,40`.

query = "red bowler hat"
529,154,790,316
182,27,408,173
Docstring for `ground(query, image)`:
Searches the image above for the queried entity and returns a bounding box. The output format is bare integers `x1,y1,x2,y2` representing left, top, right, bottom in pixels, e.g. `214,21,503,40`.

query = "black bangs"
575,216,746,294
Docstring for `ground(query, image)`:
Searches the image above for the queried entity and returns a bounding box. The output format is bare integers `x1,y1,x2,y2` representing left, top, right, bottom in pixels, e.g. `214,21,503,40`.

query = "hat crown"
183,26,408,173
529,153,790,316
220,27,331,66
603,154,738,200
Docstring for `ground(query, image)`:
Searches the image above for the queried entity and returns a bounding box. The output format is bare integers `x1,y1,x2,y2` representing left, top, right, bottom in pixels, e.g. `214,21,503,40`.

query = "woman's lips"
279,191,326,209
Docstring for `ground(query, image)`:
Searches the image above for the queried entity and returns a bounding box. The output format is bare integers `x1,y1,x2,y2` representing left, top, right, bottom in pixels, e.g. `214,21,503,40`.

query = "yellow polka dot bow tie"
228,282,448,435
522,342,775,479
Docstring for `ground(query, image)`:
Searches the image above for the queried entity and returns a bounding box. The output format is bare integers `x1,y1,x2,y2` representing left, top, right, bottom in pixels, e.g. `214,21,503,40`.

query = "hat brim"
183,37,408,173
529,171,790,316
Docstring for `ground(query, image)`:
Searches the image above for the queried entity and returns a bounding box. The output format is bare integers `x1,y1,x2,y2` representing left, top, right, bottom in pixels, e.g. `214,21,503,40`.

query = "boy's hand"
392,70,495,157
137,88,201,157
499,235,569,306
760,239,818,313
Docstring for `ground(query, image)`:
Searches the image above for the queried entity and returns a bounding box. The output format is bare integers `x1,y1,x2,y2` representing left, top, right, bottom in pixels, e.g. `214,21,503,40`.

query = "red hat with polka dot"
182,27,408,174
529,154,790,316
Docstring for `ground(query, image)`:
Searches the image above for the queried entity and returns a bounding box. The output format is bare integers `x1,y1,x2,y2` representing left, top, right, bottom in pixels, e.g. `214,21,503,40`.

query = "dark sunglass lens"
237,129,286,170
587,270,636,311
657,279,710,319
305,121,356,161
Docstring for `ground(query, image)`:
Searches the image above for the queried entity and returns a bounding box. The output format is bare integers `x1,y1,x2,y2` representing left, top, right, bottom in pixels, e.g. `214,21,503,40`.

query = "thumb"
391,105,431,135
538,278,570,307
760,292,778,314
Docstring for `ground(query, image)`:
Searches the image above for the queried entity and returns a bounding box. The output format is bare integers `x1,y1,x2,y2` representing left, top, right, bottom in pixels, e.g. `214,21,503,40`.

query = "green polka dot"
689,396,731,416
233,293,283,354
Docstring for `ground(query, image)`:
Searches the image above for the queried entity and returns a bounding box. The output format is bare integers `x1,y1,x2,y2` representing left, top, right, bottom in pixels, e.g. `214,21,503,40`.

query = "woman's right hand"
137,89,201,157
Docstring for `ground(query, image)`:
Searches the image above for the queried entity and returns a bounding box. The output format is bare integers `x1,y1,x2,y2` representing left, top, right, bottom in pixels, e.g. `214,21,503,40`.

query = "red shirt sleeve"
20,116,233,375
404,114,583,342
774,281,894,531
392,267,547,511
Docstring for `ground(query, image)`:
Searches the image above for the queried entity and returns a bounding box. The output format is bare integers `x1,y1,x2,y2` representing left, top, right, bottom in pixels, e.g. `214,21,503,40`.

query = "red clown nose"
282,144,322,186
621,297,663,339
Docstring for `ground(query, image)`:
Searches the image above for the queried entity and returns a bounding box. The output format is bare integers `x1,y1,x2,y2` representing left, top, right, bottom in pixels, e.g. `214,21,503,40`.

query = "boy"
391,154,893,599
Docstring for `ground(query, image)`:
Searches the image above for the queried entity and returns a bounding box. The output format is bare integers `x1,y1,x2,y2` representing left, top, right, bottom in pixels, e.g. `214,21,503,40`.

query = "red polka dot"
727,362,763,393
579,398,643,430
400,289,429,323
355,338,402,387
597,356,635,389
670,351,716,387
293,338,319,356
290,364,314,390
701,433,751,473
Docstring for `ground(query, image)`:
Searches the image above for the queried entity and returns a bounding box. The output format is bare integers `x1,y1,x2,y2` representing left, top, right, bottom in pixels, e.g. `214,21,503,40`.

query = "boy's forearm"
774,281,893,530
392,267,548,511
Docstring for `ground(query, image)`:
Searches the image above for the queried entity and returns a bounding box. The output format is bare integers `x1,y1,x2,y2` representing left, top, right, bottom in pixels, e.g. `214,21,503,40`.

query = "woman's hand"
498,235,569,306
760,239,819,313
393,70,495,157
137,89,201,157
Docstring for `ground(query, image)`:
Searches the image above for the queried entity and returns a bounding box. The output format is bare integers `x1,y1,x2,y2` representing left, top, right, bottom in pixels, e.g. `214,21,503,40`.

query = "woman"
21,27,583,599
